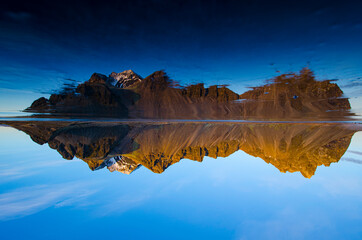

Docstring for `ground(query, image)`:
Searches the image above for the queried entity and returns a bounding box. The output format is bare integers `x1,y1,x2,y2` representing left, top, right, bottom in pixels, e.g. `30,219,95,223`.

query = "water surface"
0,119,361,239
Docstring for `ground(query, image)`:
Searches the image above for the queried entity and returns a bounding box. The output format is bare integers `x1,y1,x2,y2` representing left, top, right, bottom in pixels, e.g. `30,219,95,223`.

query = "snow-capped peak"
95,156,140,174
109,70,143,88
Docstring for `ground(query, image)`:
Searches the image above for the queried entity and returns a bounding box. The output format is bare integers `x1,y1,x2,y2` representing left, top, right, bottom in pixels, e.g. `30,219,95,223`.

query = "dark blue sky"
1,0,362,112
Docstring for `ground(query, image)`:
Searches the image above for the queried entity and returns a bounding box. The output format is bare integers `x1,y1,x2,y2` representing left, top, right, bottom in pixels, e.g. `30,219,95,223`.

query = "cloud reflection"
0,182,96,220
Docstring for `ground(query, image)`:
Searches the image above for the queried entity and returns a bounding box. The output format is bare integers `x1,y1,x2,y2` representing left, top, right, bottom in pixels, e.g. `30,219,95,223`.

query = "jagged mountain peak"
94,156,140,174
140,70,172,89
121,69,137,74
109,69,143,88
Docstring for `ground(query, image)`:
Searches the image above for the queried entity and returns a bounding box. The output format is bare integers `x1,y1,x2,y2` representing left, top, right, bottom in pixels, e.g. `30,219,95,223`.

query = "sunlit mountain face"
3,121,360,178
1,1,362,239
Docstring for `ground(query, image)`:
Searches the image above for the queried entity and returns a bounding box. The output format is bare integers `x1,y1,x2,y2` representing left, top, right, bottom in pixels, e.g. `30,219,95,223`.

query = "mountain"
127,70,242,119
3,121,359,178
109,70,143,88
115,123,356,178
27,73,138,117
25,68,352,120
239,68,351,119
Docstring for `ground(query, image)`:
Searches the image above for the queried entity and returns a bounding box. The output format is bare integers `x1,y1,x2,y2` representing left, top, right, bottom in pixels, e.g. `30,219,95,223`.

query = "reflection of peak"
104,156,140,174
120,123,356,177
4,121,359,178
109,69,143,88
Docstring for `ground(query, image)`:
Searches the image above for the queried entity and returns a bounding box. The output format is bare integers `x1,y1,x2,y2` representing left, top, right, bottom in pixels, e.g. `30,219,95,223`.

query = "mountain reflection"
5,121,360,178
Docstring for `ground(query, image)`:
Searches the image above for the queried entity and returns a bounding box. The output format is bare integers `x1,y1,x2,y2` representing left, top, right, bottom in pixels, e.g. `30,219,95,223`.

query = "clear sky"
1,0,362,113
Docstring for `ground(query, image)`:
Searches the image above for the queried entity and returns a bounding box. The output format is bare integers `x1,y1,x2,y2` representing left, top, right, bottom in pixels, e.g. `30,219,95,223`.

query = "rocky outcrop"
26,73,140,116
182,83,240,102
239,68,351,119
127,70,245,119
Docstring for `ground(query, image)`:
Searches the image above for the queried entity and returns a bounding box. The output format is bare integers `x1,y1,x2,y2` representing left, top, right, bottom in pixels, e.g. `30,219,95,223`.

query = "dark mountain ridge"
26,68,352,120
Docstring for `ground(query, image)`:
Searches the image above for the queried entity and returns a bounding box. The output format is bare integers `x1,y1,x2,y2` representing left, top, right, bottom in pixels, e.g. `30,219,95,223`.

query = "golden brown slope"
3,121,358,177
116,123,355,177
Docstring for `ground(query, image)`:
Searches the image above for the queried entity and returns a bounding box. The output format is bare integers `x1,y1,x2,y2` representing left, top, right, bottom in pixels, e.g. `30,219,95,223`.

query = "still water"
0,120,361,239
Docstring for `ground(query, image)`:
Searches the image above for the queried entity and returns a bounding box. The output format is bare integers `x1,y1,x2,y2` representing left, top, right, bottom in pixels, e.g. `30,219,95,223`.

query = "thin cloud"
348,150,362,156
0,160,67,182
96,192,151,217
341,80,362,88
0,182,97,221
4,11,33,22
342,157,362,164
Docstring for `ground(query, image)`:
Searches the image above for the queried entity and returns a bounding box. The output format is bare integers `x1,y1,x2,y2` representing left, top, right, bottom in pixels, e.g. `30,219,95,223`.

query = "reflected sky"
0,124,362,239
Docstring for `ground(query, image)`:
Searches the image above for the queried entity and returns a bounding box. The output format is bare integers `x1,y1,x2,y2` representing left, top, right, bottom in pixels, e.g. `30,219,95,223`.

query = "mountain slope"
26,68,352,120
4,121,358,178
